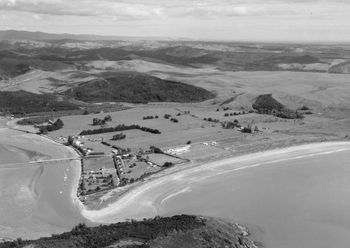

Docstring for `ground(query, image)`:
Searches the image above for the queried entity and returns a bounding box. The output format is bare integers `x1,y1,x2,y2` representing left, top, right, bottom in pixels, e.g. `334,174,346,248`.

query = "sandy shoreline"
80,141,350,223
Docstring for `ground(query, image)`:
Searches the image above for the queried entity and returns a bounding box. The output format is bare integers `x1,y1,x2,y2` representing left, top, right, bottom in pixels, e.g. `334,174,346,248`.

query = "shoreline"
79,140,350,223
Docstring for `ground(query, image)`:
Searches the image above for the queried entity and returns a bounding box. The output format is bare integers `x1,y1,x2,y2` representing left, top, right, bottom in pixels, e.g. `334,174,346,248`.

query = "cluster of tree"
38,119,64,134
0,91,79,115
80,124,161,136
256,109,304,119
163,162,174,168
101,141,111,146
164,114,172,119
92,115,112,126
0,215,206,248
143,115,159,120
92,118,105,126
17,116,51,126
111,133,126,141
224,111,250,117
170,118,179,123
298,105,313,115
222,120,240,129
150,146,164,154
240,125,259,134
203,117,220,123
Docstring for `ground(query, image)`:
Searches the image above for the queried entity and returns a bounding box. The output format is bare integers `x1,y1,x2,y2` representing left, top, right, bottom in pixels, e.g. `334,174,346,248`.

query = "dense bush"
38,119,64,134
0,91,78,114
111,133,126,141
164,114,171,119
0,215,205,248
80,124,161,136
150,146,163,154
17,116,51,125
65,71,215,104
143,115,158,120
163,162,174,168
92,118,105,126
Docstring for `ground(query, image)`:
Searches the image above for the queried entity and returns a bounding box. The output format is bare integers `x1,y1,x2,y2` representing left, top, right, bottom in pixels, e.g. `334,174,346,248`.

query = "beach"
80,141,350,248
2,115,350,247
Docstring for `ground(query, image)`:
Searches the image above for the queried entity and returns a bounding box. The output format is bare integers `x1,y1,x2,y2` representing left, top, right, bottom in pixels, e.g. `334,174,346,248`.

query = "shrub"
111,133,126,141
300,105,310,111
104,115,112,122
163,162,174,168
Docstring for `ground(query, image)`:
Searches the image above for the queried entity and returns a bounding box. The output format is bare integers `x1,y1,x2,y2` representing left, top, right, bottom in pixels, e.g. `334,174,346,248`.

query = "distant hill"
0,30,170,41
0,215,257,248
65,71,215,103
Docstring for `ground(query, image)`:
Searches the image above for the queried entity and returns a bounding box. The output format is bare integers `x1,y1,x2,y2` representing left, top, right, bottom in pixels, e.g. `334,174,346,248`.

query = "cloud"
0,0,349,20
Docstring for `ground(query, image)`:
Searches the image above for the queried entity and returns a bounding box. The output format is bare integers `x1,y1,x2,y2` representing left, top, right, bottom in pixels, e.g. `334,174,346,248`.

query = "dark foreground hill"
0,215,257,248
65,72,215,103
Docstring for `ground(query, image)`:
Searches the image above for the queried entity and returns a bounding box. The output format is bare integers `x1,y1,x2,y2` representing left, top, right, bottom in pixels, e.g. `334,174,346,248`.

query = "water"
89,143,350,248
2,126,350,248
0,129,84,240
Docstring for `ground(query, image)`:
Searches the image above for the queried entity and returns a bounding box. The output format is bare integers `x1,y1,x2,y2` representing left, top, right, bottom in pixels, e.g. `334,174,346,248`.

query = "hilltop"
0,215,258,248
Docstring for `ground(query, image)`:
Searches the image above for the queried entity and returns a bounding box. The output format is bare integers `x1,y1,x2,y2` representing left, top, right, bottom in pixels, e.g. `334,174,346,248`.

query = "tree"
68,136,74,145
104,115,112,122
163,162,174,168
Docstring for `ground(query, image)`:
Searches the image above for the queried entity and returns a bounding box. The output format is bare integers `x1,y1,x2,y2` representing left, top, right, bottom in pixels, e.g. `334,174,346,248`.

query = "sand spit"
81,141,350,223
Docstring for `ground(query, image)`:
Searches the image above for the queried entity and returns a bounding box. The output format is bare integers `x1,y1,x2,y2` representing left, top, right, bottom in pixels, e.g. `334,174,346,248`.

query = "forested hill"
64,72,215,104
0,215,258,248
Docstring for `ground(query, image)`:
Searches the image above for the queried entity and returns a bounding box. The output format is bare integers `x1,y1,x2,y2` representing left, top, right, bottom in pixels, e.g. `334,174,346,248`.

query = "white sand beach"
80,141,350,248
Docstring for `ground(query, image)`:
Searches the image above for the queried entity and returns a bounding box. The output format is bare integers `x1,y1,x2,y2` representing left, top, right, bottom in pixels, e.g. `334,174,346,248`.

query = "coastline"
79,140,350,223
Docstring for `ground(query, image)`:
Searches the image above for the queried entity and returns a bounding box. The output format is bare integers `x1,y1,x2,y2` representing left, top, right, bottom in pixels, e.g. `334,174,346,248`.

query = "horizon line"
1,29,350,45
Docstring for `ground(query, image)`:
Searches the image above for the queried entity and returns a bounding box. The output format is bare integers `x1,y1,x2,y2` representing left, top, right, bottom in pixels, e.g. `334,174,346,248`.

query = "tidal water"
157,150,350,248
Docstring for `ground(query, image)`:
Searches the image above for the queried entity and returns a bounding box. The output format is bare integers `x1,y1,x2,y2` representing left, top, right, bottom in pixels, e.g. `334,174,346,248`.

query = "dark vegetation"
0,91,79,115
0,215,205,248
0,59,30,78
149,146,163,154
92,115,112,126
80,124,161,136
37,119,64,134
203,117,220,123
224,111,247,117
17,116,51,125
64,72,215,104
143,115,158,120
252,94,303,119
170,118,179,123
111,133,126,141
222,120,240,129
163,162,174,168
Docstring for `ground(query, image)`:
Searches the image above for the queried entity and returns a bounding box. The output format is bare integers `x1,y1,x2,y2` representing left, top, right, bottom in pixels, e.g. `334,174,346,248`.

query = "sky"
0,0,350,42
